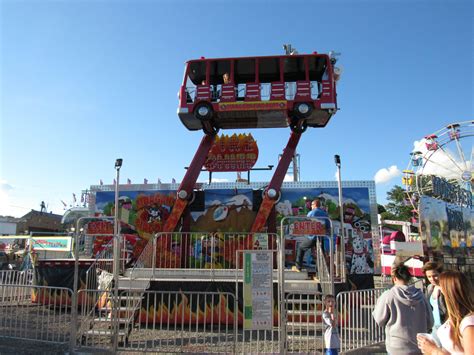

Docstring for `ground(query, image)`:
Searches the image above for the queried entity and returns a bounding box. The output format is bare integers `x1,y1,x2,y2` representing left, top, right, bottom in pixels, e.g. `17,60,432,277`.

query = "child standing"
323,294,340,355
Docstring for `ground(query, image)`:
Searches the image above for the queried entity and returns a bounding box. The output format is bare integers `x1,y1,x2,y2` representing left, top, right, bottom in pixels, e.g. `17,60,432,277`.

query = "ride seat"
270,83,285,100
195,85,211,101
295,81,311,100
245,83,260,101
219,84,236,102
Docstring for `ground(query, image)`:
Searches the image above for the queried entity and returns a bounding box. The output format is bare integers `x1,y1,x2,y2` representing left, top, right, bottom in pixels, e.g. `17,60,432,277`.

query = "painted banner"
93,184,376,287
419,195,473,249
31,237,72,251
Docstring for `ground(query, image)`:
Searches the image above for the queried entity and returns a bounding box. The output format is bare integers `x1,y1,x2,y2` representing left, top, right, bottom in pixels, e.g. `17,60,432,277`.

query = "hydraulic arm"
163,134,216,232
250,131,302,232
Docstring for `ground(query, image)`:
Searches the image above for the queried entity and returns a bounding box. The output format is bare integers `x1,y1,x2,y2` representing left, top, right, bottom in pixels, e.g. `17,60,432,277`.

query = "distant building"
16,210,64,235
0,216,19,235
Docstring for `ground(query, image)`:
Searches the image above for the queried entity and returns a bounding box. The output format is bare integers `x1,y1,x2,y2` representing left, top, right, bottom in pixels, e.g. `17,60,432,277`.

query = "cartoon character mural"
349,232,374,275
93,185,376,288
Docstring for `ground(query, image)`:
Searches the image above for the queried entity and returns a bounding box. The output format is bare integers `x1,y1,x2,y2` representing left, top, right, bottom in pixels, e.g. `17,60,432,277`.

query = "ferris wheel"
403,120,473,212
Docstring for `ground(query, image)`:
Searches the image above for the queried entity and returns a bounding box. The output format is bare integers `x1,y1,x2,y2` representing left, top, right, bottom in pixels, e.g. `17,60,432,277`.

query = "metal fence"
0,269,33,285
132,232,279,272
337,288,386,353
0,270,34,303
0,284,73,347
76,289,237,353
0,284,391,354
285,291,324,354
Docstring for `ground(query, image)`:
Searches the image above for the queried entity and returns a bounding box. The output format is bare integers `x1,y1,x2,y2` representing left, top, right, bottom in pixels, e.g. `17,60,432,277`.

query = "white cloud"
374,165,401,184
209,178,229,183
411,138,470,180
0,180,13,192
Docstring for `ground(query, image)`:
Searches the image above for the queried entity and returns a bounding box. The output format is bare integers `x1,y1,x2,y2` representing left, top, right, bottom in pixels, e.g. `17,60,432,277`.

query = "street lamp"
334,155,346,282
113,158,122,351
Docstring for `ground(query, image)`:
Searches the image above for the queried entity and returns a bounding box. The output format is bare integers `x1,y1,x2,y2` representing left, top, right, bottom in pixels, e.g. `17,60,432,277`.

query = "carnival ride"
397,120,473,276
17,49,348,349
168,50,341,234
403,120,473,214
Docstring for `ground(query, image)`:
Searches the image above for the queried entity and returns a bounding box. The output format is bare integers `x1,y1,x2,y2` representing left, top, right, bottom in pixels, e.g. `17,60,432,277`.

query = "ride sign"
290,219,327,236
204,133,258,172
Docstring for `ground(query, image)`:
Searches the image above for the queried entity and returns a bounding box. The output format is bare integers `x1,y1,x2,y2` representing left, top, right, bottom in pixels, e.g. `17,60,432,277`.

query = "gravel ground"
0,279,391,354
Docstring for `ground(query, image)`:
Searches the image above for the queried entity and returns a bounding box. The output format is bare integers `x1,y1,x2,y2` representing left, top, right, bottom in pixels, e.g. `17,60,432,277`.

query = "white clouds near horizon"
374,166,401,184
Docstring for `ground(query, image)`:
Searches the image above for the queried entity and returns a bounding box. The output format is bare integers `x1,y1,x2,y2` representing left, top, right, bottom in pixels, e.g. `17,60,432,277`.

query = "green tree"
381,185,412,222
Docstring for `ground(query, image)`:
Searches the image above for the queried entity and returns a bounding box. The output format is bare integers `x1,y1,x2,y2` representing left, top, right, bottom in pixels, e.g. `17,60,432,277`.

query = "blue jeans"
295,236,325,269
324,348,338,355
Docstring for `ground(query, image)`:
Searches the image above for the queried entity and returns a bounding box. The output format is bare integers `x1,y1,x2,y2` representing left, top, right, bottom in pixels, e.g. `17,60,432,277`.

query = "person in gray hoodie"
373,263,434,354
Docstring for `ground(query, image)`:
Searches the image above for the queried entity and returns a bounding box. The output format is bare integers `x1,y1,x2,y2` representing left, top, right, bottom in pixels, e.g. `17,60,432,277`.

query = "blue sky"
0,0,472,217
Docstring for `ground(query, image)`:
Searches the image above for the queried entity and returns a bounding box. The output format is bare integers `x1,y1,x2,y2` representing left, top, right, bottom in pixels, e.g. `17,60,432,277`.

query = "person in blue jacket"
292,199,330,271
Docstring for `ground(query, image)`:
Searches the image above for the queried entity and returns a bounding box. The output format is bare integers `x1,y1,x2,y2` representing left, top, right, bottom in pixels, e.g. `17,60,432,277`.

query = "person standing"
417,270,474,355
422,261,447,344
322,294,340,355
373,263,433,354
292,199,329,272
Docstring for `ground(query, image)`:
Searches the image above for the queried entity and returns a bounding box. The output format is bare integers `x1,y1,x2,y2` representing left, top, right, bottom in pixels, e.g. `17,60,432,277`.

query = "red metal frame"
251,131,302,232
163,134,216,232
162,130,304,234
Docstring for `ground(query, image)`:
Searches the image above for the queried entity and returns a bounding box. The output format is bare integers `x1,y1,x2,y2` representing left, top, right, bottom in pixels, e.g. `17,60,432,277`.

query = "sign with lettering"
430,175,472,208
31,237,72,251
289,220,328,236
204,134,258,172
243,251,273,330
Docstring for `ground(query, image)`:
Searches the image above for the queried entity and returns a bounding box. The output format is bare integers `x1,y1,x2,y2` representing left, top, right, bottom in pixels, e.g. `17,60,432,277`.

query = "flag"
144,178,148,184
100,179,103,185
127,178,131,185
80,194,84,203
172,178,176,184
73,193,77,203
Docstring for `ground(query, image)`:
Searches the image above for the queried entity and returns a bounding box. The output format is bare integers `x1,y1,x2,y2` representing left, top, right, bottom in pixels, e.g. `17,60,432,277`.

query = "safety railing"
131,232,278,273
0,270,34,302
315,238,333,295
337,288,386,353
75,289,237,353
0,284,73,349
0,269,33,285
284,291,324,354
79,239,116,347
84,239,114,292
76,289,140,351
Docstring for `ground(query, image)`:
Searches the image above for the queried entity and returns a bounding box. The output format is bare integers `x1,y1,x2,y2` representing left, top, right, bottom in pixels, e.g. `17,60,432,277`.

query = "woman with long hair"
417,270,474,354
422,261,447,343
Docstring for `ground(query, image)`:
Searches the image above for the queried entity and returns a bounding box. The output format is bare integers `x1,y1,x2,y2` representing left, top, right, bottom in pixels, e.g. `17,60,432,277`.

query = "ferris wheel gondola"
404,120,473,213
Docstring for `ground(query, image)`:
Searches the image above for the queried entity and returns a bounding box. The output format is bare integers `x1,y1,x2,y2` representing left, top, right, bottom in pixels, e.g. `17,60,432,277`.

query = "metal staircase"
78,241,150,348
80,277,149,347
